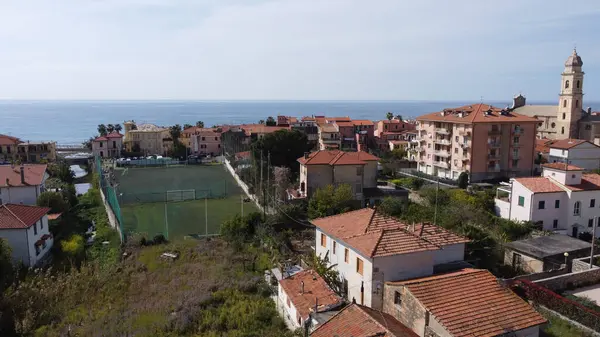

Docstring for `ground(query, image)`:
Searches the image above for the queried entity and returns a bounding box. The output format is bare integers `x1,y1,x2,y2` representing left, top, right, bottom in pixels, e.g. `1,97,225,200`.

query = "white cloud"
0,0,599,100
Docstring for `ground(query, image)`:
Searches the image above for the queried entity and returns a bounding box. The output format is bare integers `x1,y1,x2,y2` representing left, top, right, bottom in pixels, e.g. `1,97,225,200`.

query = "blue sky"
1,0,600,101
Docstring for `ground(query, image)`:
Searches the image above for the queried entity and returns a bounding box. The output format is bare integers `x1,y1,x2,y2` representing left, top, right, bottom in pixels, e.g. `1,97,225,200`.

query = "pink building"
416,103,539,182
92,132,123,158
191,129,222,156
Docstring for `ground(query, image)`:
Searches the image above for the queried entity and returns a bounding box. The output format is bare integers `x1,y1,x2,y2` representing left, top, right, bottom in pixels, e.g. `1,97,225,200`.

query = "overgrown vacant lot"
6,239,296,337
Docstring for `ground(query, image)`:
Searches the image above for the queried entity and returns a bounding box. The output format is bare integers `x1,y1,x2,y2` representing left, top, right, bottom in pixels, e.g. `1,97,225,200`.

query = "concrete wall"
92,138,123,158
383,284,428,336
535,267,600,291
0,216,52,267
332,165,365,197
0,185,42,206
530,192,569,232
509,181,535,222
495,198,511,218
99,187,124,243
432,243,464,265
304,165,333,197
363,161,378,188
193,132,221,155
278,283,302,329
549,142,600,171
504,249,545,274
0,228,29,265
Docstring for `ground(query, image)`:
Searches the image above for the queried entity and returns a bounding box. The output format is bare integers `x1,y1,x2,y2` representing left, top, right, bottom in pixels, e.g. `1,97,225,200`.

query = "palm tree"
106,124,115,133
196,121,204,128
258,119,265,125
386,112,393,121
265,116,276,126
114,124,123,133
395,114,403,122
97,124,107,136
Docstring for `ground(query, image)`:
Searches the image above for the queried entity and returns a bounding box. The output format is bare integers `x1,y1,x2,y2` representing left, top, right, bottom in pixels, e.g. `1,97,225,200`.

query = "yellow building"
123,121,171,155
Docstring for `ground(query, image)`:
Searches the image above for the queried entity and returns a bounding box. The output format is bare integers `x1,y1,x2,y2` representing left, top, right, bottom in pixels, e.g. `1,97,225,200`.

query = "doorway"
572,226,578,238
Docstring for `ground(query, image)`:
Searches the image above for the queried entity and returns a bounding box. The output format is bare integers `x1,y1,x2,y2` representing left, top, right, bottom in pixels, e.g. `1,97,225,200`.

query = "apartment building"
92,132,123,158
383,269,546,337
374,119,417,152
416,103,539,182
0,204,53,267
191,129,222,156
0,134,56,163
547,138,600,171
317,123,341,150
495,163,600,238
312,208,468,311
123,122,170,155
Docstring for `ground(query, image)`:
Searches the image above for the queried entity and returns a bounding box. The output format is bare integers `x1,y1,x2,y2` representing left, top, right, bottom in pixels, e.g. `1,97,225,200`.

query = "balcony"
488,129,502,135
458,130,472,136
487,166,501,172
433,161,449,169
434,150,451,157
512,142,521,148
460,142,470,149
435,128,450,135
512,129,524,135
434,139,452,146
488,153,501,160
488,140,501,148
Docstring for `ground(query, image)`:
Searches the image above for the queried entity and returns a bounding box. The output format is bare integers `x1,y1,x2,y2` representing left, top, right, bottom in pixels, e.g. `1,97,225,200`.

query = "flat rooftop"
505,234,591,259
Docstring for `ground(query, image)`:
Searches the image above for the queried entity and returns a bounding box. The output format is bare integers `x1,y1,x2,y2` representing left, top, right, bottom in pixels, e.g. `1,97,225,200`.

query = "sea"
1,100,598,144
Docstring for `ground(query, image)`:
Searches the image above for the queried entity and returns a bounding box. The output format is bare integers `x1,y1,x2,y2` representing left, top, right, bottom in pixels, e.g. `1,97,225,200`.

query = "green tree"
37,191,69,213
169,124,182,141
306,252,342,294
106,124,115,133
0,238,13,291
183,123,193,130
251,130,312,174
61,184,79,208
47,161,74,184
114,124,123,133
265,116,276,126
196,121,205,128
389,147,407,160
386,112,393,121
308,184,354,219
97,124,107,136
82,137,94,150
395,114,403,121
458,172,469,189
258,119,265,125
221,212,263,248
377,197,407,218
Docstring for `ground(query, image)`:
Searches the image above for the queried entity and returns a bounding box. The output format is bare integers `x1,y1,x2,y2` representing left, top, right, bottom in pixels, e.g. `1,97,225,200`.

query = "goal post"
166,189,196,202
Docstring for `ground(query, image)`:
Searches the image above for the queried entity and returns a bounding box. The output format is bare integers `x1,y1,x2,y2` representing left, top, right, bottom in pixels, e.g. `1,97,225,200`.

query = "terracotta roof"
318,123,339,133
563,174,600,192
279,269,342,321
0,134,21,146
47,213,62,220
93,136,108,141
416,103,540,124
389,140,409,144
548,138,588,150
514,177,563,193
0,204,50,229
535,138,555,154
328,116,351,122
542,163,584,171
0,165,47,187
241,124,288,135
389,269,547,337
310,303,418,337
352,120,374,126
298,150,379,166
334,121,355,127
311,208,468,258
105,131,124,139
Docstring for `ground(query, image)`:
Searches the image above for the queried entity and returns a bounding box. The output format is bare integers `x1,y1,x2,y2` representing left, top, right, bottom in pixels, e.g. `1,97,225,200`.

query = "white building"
0,165,48,205
0,204,53,267
311,208,469,311
547,138,600,171
495,163,600,238
277,269,343,331
92,132,124,158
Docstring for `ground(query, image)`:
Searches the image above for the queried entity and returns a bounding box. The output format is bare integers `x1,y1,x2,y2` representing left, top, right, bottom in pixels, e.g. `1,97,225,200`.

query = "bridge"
56,144,89,152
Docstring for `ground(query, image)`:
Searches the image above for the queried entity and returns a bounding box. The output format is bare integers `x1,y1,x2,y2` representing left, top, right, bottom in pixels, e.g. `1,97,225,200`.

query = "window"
286,297,290,308
112,141,116,148
553,219,558,229
562,113,566,120
320,233,326,247
356,258,364,275
99,142,103,148
33,222,37,235
356,167,364,176
577,80,581,89
565,80,570,89
551,122,556,128
40,219,43,230
576,100,579,108
574,201,581,216
512,159,519,167
572,174,576,179
455,136,459,142
538,201,545,209
555,200,560,208
589,218,594,228
454,148,458,154
201,137,205,141
333,241,337,255
562,150,566,155
586,125,592,130
214,137,218,141
518,196,525,206
513,137,519,144
591,199,596,208
563,100,567,108
428,143,431,149
35,245,40,256
561,127,565,135
394,291,402,306
344,248,349,263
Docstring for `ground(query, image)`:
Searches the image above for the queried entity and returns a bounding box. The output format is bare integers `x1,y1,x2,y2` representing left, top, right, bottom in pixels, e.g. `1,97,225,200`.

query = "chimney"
20,166,25,185
304,152,310,159
314,297,318,314
301,281,304,294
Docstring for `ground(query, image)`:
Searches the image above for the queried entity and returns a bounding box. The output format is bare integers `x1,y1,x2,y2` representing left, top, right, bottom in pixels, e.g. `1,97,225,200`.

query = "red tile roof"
0,134,21,146
279,269,342,321
548,138,590,150
310,303,418,337
563,174,600,192
542,163,584,171
0,165,47,187
240,124,288,135
352,120,374,126
0,204,50,229
417,103,540,124
105,131,124,139
389,269,546,337
298,150,379,166
334,121,355,127
535,138,555,154
311,208,468,258
514,177,563,193
93,136,108,141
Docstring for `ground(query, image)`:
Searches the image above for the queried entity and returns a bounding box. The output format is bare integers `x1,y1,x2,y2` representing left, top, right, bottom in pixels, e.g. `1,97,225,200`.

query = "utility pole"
590,217,597,270
205,197,208,236
261,152,265,219
433,175,440,226
267,152,271,214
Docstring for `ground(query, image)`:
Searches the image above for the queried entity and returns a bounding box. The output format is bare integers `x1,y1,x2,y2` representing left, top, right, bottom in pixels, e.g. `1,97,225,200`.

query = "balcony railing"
488,141,501,148
512,129,523,135
488,153,501,160
460,142,470,148
434,139,452,146
433,161,449,169
434,151,451,157
488,129,502,135
487,166,501,172
435,128,450,135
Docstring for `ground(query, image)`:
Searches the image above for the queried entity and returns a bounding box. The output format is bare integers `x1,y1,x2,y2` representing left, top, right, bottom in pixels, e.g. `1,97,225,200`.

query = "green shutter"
518,196,525,206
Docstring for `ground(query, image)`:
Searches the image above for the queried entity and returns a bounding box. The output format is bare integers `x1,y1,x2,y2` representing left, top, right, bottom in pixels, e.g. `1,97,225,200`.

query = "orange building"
416,103,540,182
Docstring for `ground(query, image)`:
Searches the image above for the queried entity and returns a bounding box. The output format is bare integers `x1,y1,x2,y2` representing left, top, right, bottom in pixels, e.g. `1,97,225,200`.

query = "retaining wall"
224,159,274,215
100,187,124,243
535,267,600,291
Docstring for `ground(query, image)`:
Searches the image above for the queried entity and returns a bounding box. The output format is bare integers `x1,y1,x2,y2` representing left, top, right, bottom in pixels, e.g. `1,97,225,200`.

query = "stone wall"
572,255,600,273
535,267,600,291
99,187,124,243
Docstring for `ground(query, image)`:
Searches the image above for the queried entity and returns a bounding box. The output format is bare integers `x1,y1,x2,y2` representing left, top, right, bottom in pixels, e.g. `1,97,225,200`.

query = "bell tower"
556,49,584,139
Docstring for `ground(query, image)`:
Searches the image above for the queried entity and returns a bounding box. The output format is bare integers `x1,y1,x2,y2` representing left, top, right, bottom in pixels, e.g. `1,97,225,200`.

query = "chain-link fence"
96,156,125,242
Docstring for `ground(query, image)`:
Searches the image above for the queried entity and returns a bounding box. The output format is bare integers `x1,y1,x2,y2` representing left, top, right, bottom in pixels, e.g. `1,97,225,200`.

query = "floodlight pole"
205,197,208,236
164,202,169,240
590,217,597,270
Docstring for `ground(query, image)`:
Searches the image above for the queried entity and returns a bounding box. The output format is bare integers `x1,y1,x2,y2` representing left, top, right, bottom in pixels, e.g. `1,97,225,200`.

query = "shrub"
61,234,85,258
457,172,469,189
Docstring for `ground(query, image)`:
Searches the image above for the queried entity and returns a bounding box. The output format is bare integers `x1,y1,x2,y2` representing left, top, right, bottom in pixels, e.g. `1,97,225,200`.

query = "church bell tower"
556,49,584,139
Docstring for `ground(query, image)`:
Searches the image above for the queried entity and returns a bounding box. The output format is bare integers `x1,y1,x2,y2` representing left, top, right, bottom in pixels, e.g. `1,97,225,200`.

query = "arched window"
551,122,556,128
563,100,567,108
565,80,570,89
562,113,566,120
576,100,579,108
574,201,581,216
577,80,580,89
561,126,565,134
